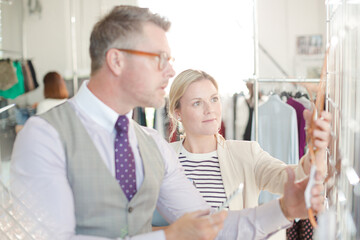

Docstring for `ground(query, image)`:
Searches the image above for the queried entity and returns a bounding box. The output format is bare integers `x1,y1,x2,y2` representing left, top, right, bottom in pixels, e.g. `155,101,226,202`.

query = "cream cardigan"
170,135,307,210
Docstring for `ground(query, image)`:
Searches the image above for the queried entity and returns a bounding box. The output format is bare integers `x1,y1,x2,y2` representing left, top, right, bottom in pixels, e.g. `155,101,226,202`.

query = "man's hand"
280,167,324,220
303,109,332,175
164,209,227,240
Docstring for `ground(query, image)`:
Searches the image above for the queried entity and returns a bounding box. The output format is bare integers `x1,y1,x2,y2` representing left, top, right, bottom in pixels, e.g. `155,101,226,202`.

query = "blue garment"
251,95,299,204
14,107,36,125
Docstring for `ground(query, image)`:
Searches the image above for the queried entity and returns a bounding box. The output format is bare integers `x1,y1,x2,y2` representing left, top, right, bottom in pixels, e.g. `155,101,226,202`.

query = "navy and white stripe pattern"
179,147,228,209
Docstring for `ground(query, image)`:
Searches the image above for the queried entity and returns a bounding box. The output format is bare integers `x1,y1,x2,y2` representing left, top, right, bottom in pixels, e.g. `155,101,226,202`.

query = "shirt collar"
73,80,132,133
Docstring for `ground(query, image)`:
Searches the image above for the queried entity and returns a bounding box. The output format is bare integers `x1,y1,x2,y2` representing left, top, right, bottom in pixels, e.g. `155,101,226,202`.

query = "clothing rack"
246,78,320,141
250,0,324,142
0,57,38,99
0,103,15,114
0,49,23,58
247,78,320,83
0,49,22,54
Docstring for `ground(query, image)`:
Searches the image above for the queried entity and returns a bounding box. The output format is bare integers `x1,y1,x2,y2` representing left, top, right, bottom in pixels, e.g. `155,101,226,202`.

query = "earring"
177,117,181,121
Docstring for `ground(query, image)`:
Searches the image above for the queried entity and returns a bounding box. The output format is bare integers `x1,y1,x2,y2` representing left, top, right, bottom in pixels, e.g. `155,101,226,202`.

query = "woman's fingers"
311,111,331,150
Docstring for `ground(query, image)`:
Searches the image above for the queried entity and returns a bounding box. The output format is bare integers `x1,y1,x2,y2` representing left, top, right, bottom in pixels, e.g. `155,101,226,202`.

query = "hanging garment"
0,61,25,99
251,94,299,163
0,59,18,91
234,94,249,140
233,93,239,139
219,120,226,139
27,60,39,88
222,94,235,139
21,63,30,92
243,95,266,141
132,107,147,126
14,106,36,125
294,96,312,110
23,61,35,91
251,94,299,205
287,97,306,158
286,98,315,240
154,108,165,139
243,99,254,141
154,98,172,140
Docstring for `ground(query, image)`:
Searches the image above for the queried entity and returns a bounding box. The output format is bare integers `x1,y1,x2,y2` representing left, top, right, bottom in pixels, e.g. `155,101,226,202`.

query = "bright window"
138,0,254,94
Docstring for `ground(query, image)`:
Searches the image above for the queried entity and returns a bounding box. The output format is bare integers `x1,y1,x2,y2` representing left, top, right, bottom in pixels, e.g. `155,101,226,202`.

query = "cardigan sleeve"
252,141,307,194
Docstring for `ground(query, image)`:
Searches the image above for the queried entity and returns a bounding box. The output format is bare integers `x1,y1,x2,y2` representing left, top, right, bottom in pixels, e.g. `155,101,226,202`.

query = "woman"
36,71,69,115
170,69,330,208
152,69,330,228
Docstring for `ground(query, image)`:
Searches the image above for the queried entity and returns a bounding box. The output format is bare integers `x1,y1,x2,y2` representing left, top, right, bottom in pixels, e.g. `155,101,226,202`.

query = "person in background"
11,6,325,240
36,71,69,115
153,69,330,223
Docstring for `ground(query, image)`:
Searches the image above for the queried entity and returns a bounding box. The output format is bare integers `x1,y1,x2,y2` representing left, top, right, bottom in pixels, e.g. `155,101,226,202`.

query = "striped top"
179,146,228,209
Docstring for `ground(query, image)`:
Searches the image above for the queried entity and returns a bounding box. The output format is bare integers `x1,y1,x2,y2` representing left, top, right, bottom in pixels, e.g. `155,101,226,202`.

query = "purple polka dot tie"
114,115,137,201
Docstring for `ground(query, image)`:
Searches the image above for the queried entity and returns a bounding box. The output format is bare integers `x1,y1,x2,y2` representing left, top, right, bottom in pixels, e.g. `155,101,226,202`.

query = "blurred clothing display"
0,59,38,99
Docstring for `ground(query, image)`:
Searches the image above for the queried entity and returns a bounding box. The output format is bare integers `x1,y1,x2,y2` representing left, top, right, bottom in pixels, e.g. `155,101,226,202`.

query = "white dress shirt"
11,81,291,240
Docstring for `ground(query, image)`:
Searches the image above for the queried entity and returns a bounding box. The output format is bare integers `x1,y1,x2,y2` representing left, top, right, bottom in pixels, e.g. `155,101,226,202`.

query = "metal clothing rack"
0,49,22,55
248,78,320,83
247,77,320,142
0,49,24,61
0,103,15,114
251,0,324,142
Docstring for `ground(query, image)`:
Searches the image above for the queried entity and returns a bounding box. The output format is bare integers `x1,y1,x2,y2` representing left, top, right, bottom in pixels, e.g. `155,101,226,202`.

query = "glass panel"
325,1,360,239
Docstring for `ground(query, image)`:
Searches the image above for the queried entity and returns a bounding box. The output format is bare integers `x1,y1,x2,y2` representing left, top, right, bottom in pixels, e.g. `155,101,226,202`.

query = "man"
11,5,325,240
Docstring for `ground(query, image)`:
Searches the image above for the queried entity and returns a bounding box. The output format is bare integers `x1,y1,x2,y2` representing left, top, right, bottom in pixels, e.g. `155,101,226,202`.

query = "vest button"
128,207,133,213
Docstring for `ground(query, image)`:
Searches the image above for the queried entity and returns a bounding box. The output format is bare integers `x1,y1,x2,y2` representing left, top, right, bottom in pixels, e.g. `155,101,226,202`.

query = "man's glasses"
115,48,174,71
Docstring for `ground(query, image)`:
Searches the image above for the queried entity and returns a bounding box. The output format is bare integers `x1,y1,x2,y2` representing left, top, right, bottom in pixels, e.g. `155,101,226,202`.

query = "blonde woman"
153,69,330,228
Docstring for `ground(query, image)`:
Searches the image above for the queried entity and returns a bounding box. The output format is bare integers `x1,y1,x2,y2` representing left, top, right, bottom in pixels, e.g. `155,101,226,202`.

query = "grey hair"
89,5,171,74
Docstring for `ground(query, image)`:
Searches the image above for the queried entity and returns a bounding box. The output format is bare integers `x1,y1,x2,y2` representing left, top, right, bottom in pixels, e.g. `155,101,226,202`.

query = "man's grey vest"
40,102,164,238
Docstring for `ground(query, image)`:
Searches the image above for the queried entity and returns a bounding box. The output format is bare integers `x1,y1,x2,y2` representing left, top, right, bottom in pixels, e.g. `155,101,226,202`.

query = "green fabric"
0,61,25,99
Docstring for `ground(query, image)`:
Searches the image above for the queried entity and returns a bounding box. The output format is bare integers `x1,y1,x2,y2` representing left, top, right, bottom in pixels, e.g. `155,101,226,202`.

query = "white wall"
23,0,68,104
1,0,70,105
1,0,23,55
258,0,326,78
64,0,138,79
1,0,326,105
2,0,137,106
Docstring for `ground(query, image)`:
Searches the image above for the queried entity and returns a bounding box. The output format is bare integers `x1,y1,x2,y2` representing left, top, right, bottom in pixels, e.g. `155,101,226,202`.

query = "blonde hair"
168,69,218,140
89,5,171,74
